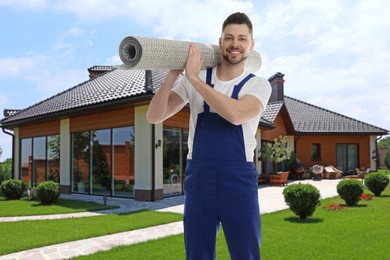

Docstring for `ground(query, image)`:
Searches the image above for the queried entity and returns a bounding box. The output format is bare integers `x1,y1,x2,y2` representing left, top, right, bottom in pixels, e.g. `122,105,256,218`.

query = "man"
147,12,271,260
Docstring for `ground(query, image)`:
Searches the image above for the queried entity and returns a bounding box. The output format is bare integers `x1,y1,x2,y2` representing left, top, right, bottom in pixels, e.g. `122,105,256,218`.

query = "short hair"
222,12,253,37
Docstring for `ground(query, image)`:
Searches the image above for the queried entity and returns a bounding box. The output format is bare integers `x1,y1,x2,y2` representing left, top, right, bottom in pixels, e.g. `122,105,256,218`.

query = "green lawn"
0,211,183,256
0,197,118,217
73,185,390,260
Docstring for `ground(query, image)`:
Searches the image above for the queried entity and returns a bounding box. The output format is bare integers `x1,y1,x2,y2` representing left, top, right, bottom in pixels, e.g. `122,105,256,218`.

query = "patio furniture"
258,173,268,185
291,164,305,179
311,165,324,181
269,172,289,186
343,168,365,181
324,165,342,179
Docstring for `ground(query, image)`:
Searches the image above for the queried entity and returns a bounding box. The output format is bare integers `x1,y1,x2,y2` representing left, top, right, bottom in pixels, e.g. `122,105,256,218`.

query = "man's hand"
185,43,203,82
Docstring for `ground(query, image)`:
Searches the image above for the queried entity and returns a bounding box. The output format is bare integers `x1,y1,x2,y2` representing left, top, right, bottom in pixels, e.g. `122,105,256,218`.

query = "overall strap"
203,68,214,113
231,73,255,99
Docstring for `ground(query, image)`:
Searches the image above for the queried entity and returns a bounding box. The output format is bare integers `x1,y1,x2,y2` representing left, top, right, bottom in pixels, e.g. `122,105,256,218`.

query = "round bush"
336,179,364,206
0,179,26,200
283,183,320,220
364,172,389,197
36,181,60,205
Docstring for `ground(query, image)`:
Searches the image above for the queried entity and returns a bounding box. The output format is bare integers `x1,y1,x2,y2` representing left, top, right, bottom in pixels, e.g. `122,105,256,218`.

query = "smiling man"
147,12,272,260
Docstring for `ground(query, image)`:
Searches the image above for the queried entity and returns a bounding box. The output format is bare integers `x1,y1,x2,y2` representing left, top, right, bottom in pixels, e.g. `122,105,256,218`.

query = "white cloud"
0,0,48,10
0,56,46,78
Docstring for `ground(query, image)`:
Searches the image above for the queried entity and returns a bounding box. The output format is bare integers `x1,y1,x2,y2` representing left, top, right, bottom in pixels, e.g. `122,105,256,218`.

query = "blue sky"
1,0,390,161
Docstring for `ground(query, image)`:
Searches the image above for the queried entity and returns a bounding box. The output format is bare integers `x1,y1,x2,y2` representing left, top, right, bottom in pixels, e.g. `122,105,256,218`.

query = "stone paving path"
0,179,341,260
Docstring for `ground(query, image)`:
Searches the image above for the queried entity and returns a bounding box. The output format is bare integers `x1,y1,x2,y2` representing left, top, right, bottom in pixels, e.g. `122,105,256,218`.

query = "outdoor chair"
269,171,289,186
324,165,342,179
343,168,365,181
311,165,324,181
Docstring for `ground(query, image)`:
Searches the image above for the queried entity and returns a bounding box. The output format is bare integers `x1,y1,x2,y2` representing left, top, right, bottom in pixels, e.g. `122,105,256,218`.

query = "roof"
1,68,169,126
262,101,283,123
1,67,388,136
284,96,388,135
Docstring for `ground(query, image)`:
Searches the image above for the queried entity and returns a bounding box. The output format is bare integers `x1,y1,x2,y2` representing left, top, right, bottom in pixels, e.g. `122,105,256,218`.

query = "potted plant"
261,136,291,174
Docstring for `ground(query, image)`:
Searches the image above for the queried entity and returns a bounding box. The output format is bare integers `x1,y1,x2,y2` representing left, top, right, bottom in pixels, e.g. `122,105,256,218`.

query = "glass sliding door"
336,144,359,174
47,135,60,182
163,127,188,196
112,126,135,198
20,138,32,185
33,137,46,185
91,129,112,195
72,132,91,193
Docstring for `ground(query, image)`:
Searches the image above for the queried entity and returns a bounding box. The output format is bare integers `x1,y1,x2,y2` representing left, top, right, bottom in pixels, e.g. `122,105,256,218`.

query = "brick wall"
134,189,164,201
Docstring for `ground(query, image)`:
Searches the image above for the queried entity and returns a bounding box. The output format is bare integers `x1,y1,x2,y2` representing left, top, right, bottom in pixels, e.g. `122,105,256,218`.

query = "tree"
261,136,291,173
378,136,390,148
0,145,2,157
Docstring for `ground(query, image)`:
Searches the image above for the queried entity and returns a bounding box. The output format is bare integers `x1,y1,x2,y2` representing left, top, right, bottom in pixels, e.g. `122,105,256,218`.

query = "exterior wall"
163,110,190,128
70,106,134,132
19,120,60,138
261,113,288,141
295,135,371,169
134,105,163,201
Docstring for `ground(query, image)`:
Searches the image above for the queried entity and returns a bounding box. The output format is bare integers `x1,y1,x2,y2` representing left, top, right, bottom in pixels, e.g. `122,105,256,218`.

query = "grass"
0,210,183,256
0,197,118,217
73,185,390,260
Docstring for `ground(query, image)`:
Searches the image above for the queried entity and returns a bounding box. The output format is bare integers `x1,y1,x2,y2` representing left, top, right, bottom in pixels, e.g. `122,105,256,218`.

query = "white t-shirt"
172,67,272,162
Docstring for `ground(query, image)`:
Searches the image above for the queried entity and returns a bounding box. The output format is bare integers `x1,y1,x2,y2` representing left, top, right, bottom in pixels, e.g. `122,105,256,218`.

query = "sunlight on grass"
73,185,390,260
0,210,183,255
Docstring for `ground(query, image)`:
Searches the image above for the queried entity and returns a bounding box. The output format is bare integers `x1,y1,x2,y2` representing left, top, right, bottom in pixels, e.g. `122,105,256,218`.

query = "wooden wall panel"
70,106,134,132
163,109,190,129
261,114,288,141
19,120,60,138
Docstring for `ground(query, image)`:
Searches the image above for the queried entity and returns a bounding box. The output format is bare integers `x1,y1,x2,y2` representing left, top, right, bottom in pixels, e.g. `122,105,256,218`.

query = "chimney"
87,66,115,79
268,72,285,102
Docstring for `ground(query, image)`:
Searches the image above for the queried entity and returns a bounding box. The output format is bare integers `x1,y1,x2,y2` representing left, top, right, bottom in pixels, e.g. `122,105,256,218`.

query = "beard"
222,51,248,65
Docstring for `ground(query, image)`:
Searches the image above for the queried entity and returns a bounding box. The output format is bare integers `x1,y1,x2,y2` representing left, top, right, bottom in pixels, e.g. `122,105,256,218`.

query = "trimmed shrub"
0,179,26,200
365,172,389,197
36,181,60,205
336,179,364,206
283,183,321,220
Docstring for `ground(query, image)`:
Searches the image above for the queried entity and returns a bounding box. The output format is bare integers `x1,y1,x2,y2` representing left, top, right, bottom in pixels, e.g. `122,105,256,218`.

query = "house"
1,66,388,201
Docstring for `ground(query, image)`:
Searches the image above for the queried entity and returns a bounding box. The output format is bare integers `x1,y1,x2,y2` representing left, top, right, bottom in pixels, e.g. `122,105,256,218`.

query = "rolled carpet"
119,36,262,72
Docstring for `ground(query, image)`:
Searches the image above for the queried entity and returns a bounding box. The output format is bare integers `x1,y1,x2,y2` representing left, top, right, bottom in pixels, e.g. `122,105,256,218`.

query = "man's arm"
185,44,264,125
146,70,186,124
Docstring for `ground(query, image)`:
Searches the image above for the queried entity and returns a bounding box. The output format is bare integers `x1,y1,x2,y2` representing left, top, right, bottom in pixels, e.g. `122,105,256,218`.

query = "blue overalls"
184,68,261,260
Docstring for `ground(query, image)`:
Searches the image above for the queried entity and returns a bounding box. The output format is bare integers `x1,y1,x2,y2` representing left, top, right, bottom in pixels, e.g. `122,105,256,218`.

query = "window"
311,144,321,161
336,144,358,174
20,135,60,186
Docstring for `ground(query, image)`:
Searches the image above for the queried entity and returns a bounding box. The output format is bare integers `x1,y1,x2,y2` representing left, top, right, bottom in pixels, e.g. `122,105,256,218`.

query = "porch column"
287,135,295,154
60,119,71,194
370,135,377,171
134,105,163,201
255,129,262,173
